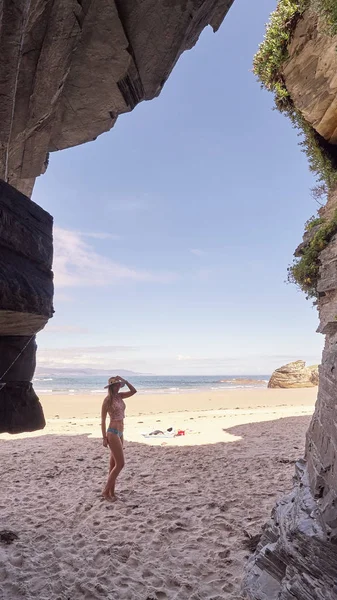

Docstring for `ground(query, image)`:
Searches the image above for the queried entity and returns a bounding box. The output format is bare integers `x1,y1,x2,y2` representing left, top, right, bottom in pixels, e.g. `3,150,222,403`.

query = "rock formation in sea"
268,361,319,389
243,3,337,599
0,1,235,433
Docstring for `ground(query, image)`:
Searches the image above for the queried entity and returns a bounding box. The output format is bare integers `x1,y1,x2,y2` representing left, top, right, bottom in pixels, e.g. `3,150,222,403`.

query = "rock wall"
0,179,53,434
282,9,337,144
0,0,234,197
243,259,337,598
243,8,337,599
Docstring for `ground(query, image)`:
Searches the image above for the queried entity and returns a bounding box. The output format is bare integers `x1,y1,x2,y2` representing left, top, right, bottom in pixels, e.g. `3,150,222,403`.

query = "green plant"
311,183,328,205
253,0,337,189
294,112,337,187
312,0,337,35
305,215,324,230
253,0,308,95
255,0,337,297
288,209,337,297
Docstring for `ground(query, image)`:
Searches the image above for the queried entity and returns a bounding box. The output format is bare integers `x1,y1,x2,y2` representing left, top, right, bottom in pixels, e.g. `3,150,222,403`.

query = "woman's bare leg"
107,453,116,497
102,434,124,500
109,453,116,474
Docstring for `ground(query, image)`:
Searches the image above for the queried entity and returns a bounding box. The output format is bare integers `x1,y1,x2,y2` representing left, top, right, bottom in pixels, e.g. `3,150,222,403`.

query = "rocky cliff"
0,0,234,198
268,360,319,388
0,0,236,434
244,3,337,599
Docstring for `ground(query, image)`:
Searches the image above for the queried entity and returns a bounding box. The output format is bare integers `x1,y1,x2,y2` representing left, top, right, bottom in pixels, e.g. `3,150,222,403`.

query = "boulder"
268,360,319,388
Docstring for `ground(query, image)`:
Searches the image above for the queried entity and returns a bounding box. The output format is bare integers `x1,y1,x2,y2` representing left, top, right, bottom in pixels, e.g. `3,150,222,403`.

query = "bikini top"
107,394,126,420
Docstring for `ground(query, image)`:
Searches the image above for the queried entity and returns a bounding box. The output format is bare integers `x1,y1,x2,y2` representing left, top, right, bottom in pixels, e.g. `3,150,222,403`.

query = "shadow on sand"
0,415,311,600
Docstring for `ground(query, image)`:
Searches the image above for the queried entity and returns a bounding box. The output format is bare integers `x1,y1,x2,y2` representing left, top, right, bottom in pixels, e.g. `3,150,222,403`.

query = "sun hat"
104,376,125,389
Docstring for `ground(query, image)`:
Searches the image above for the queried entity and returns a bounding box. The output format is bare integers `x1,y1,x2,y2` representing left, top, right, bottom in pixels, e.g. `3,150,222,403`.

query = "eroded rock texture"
0,0,234,197
282,10,337,145
244,212,337,597
268,360,319,389
243,8,337,598
0,180,53,433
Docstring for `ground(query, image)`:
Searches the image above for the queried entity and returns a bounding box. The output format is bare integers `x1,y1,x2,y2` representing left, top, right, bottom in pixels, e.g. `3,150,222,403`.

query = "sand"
40,386,317,419
0,388,317,600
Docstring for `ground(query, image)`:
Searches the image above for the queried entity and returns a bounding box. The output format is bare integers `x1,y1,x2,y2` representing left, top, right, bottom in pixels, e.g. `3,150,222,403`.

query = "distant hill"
35,367,148,377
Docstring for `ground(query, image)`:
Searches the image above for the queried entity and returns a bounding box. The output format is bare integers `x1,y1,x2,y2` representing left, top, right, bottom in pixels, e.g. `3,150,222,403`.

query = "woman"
101,375,137,501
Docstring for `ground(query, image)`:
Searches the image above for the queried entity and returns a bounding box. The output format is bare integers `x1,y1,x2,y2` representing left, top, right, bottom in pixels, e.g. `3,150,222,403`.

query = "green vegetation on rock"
305,215,324,231
288,209,337,297
313,0,337,35
255,0,337,298
253,0,337,189
253,0,308,102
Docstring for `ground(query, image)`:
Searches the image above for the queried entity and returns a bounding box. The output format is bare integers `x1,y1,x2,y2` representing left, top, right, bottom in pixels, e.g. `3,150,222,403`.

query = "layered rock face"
283,10,337,144
0,180,53,433
0,0,234,197
268,360,319,389
243,243,337,598
243,8,337,599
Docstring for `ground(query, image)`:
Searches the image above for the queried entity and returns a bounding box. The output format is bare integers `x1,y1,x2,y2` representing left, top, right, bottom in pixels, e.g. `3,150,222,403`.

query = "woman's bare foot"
102,492,117,502
102,485,117,501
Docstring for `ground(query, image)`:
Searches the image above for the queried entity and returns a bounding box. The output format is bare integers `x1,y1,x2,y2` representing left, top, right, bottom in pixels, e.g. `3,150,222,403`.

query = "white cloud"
53,227,176,287
45,325,90,334
37,345,139,369
177,355,192,361
81,232,120,240
190,249,206,257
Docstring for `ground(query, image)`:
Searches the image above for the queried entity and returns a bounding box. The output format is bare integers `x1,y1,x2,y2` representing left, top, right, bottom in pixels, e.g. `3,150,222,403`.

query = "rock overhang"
0,0,235,198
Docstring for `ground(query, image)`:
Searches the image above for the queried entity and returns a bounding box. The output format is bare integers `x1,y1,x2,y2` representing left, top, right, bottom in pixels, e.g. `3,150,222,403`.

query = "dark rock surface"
0,180,53,333
0,0,234,197
243,8,337,599
0,180,53,433
244,193,337,600
243,460,337,600
0,381,45,434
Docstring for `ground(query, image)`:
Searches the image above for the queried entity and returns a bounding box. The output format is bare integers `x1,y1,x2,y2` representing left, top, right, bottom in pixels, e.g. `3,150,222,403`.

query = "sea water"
33,375,269,395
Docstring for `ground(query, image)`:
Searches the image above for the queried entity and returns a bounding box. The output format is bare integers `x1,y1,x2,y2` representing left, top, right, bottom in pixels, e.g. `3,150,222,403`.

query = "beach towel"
141,428,185,438
141,429,176,439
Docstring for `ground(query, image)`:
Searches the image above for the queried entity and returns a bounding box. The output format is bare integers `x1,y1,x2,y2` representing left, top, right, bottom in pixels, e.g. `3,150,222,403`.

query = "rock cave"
1,1,337,599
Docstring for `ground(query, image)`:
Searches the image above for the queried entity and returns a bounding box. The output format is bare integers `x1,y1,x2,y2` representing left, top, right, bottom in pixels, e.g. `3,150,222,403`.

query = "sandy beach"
40,386,317,420
0,388,317,599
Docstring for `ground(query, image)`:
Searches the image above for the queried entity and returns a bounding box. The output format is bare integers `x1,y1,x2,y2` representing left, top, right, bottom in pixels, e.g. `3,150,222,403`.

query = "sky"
32,0,324,376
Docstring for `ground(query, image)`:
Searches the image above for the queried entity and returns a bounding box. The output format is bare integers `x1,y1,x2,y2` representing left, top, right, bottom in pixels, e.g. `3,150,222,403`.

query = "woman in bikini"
101,375,137,501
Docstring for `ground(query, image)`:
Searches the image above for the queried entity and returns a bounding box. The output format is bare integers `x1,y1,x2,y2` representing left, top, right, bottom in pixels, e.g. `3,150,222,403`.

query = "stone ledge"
243,460,337,600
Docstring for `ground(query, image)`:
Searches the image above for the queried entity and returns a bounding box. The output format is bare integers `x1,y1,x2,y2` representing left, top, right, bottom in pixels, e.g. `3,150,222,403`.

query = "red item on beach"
177,430,185,436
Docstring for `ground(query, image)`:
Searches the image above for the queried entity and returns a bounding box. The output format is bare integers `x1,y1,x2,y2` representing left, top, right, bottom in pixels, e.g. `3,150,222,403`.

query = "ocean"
33,375,270,395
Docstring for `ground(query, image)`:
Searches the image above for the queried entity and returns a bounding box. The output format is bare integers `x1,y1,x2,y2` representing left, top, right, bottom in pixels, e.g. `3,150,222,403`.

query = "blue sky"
33,0,324,375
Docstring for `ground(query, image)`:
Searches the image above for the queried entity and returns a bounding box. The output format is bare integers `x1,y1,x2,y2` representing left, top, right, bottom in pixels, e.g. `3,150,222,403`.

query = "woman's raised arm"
117,377,137,399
